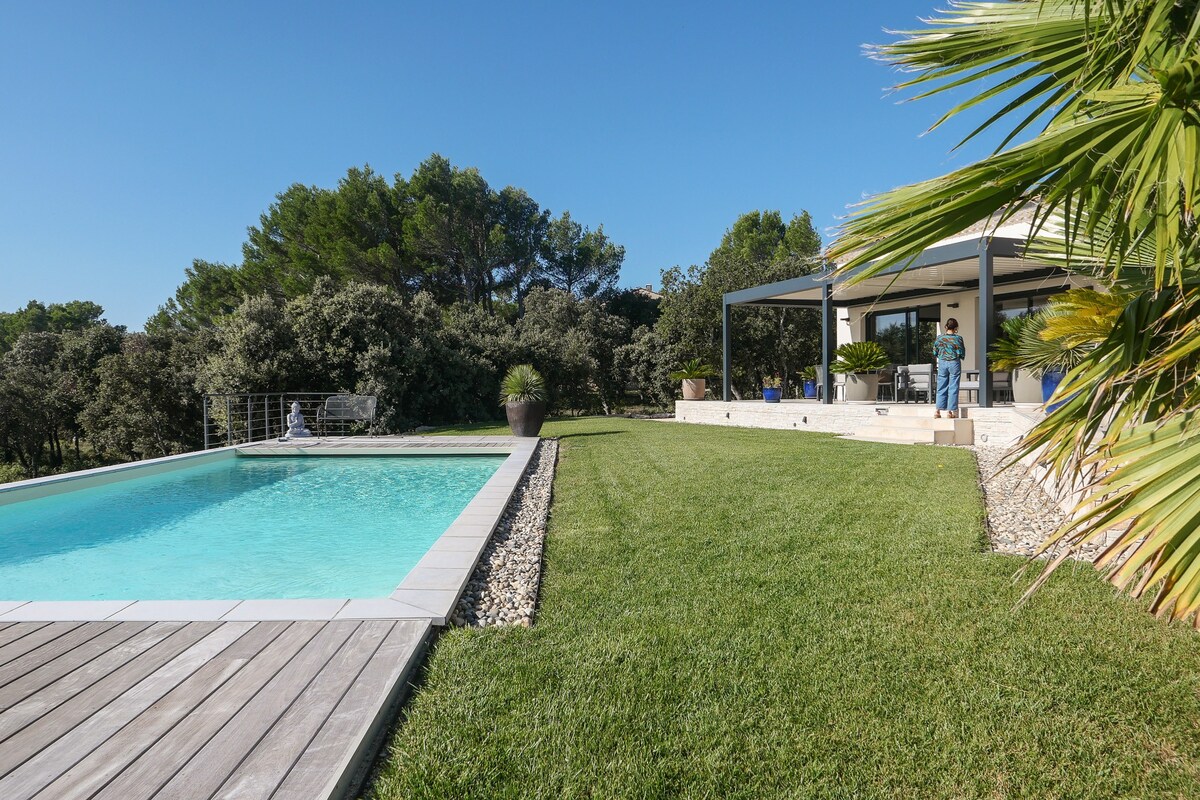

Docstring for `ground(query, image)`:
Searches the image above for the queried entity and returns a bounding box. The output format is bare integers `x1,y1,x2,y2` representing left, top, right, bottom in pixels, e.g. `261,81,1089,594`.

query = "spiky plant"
499,364,546,405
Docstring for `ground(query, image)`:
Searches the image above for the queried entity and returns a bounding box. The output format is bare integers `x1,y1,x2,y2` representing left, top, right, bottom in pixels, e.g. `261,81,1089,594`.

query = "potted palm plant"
990,293,1115,410
799,366,818,399
670,358,714,401
762,374,783,403
500,364,547,437
829,341,889,402
989,315,1043,404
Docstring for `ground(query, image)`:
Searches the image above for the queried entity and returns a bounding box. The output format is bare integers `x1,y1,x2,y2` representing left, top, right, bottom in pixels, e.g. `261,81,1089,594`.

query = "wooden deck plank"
0,622,121,693
210,621,392,800
271,619,430,800
0,622,151,708
0,616,432,800
0,623,48,650
154,621,360,800
0,622,204,773
25,622,284,800
5,622,263,800
0,622,185,746
91,621,322,800
0,623,83,670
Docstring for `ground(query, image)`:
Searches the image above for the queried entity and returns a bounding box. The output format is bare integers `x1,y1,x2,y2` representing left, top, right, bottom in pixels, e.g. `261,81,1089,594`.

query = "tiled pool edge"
0,436,540,625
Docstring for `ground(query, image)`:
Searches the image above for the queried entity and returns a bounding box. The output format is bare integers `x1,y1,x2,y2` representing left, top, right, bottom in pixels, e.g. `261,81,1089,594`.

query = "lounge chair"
315,394,378,436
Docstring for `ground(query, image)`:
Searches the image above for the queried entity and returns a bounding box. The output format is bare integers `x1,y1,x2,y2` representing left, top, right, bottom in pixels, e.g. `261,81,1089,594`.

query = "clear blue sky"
1,1,1004,329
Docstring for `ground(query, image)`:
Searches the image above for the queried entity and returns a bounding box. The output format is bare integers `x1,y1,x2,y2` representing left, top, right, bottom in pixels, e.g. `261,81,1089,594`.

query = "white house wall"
835,275,1092,370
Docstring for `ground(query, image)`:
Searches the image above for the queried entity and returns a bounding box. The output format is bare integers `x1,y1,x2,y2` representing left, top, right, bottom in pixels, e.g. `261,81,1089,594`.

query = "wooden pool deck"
0,618,429,800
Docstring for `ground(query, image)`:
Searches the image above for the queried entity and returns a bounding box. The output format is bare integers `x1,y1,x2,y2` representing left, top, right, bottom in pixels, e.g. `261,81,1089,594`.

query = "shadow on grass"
554,430,626,439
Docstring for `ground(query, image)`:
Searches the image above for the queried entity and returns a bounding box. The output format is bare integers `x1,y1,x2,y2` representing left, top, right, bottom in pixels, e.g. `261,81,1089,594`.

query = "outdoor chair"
876,367,895,402
832,372,846,401
903,364,933,403
815,365,826,401
960,374,980,404
991,371,1013,403
961,371,1012,404
315,394,378,437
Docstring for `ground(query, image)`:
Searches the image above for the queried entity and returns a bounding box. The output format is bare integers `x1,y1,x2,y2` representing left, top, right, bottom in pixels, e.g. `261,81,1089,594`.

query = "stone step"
849,426,947,445
849,416,974,445
860,416,966,431
863,405,972,419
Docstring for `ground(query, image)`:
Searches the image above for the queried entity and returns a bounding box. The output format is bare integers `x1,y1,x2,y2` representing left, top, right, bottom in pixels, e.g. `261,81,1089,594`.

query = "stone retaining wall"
675,400,1038,447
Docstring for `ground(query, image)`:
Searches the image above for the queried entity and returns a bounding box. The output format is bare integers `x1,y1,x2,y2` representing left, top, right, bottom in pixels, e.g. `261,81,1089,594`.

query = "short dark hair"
945,318,959,331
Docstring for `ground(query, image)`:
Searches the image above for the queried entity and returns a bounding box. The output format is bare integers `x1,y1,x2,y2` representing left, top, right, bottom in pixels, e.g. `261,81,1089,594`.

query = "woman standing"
933,318,966,418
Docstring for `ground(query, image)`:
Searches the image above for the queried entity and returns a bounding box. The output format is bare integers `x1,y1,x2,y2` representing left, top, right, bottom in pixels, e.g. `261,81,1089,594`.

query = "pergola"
720,234,1067,408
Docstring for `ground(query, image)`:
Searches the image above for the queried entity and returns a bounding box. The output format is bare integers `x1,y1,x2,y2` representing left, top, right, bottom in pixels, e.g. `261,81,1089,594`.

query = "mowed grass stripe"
368,418,1200,800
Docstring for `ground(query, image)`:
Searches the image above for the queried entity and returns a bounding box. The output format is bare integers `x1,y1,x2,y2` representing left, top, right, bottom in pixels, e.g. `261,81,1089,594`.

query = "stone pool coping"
0,435,539,626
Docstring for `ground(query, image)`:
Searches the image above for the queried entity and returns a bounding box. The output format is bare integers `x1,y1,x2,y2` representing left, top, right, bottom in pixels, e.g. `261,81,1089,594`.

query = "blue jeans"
936,360,961,411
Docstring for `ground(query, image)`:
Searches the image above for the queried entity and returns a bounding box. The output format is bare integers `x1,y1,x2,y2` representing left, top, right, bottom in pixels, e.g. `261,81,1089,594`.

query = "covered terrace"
721,229,1081,409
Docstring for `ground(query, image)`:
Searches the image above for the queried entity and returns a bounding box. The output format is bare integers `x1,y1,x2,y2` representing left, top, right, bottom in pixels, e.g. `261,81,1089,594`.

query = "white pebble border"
450,438,558,628
972,446,1110,562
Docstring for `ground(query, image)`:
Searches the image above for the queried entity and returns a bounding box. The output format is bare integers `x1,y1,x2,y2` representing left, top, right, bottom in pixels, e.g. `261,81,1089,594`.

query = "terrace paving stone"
334,598,437,620
388,589,460,623
397,566,472,593
108,600,241,621
220,599,349,621
411,549,481,570
0,601,135,621
427,537,490,553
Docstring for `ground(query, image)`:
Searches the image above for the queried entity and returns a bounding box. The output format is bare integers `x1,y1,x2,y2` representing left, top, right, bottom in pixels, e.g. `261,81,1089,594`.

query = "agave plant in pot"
670,358,714,401
829,341,889,402
500,364,547,437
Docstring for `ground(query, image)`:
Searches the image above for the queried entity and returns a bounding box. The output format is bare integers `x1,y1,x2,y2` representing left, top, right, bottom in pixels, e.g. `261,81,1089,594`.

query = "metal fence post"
203,395,210,450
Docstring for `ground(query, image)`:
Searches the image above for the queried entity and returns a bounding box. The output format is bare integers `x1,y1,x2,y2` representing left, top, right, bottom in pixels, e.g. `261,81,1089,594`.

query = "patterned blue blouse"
933,333,966,362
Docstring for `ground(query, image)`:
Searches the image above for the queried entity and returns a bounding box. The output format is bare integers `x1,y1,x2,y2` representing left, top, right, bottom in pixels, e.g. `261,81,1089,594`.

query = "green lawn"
367,418,1200,799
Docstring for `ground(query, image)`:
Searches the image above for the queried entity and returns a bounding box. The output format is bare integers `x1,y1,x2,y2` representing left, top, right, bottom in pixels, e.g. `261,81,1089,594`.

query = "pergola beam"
978,240,994,407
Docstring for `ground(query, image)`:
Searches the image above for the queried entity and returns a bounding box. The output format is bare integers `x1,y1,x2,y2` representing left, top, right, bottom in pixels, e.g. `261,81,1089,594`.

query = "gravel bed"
450,439,558,628
973,446,1113,561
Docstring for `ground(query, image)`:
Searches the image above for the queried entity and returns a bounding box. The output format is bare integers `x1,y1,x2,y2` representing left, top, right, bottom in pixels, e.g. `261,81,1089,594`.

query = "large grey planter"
1012,369,1042,404
842,372,880,403
505,401,546,437
681,379,706,400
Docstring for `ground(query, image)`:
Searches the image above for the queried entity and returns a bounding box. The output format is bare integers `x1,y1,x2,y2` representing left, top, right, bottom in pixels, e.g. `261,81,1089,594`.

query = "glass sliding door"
870,310,910,365
867,304,942,365
915,304,941,365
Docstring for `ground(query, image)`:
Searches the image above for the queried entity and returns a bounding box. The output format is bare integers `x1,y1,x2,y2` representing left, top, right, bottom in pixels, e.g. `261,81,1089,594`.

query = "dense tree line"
0,154,821,480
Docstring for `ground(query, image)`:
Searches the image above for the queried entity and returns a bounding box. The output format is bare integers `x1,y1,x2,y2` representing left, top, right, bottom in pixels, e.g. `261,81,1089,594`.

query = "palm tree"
827,1,1200,624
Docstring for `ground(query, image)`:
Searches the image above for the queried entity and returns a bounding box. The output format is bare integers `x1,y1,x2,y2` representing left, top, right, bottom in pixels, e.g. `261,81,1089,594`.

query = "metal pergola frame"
721,235,1044,409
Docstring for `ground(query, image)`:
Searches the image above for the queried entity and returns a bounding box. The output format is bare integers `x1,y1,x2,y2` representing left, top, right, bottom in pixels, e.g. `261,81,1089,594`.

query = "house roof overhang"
724,235,1068,309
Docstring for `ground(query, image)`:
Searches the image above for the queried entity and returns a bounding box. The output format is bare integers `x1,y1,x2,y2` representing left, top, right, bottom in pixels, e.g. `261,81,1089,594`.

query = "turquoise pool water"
0,455,504,601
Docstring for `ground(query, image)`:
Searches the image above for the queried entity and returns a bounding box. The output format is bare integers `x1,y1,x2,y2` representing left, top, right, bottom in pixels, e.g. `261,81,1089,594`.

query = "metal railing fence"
201,393,375,449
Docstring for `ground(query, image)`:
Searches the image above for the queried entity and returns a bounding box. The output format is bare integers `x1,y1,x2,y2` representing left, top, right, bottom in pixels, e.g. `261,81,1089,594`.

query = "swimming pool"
0,452,505,601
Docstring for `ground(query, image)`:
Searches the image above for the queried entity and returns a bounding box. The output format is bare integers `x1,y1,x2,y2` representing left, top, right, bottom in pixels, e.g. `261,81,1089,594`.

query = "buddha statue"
285,401,312,438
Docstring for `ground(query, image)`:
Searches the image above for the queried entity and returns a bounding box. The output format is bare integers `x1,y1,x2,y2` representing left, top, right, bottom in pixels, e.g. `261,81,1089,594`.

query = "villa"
677,211,1098,446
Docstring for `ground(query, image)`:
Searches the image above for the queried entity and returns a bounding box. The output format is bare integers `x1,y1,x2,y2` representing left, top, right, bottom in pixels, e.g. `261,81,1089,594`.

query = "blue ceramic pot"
763,387,782,403
802,380,817,399
1042,369,1065,411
